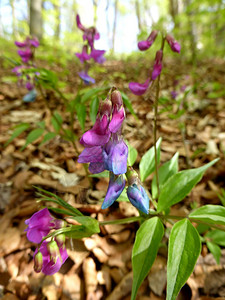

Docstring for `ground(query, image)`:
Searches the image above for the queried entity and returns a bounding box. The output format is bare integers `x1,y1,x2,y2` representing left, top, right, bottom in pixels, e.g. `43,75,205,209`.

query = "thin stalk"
99,216,144,226
153,76,160,197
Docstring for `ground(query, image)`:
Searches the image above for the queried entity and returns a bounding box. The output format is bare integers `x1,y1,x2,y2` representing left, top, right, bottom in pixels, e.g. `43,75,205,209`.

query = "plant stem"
153,76,160,197
99,216,144,226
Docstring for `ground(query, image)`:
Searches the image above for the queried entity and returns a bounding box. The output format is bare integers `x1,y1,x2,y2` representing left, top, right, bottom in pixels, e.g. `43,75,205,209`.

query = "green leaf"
121,92,137,118
167,219,201,300
65,216,100,239
189,205,225,226
20,128,45,151
39,132,57,146
205,230,225,247
5,123,30,146
89,170,109,178
127,141,138,166
90,96,99,123
206,241,221,264
131,217,164,300
34,187,83,216
152,152,179,199
51,111,63,133
140,137,162,182
157,159,219,212
76,102,86,132
81,87,108,103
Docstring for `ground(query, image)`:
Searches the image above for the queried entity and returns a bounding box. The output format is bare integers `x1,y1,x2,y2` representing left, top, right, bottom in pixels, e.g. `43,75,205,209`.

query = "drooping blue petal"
127,184,149,214
101,173,126,209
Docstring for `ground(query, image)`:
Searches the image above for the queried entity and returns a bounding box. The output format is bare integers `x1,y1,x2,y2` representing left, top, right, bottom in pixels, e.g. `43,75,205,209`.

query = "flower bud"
99,97,112,119
166,34,181,53
34,251,43,273
55,234,66,248
151,50,163,80
127,184,149,214
138,30,158,51
54,219,67,229
111,90,123,108
126,167,139,186
47,241,60,263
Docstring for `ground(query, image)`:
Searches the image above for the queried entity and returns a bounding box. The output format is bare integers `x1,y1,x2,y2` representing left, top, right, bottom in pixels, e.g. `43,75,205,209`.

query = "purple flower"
18,48,32,63
15,41,27,48
151,50,163,80
76,14,86,31
78,146,103,163
109,90,125,133
26,81,34,91
129,78,151,95
166,34,181,53
89,162,105,174
171,90,178,99
127,184,149,214
80,99,112,147
29,38,39,48
138,30,158,51
103,138,128,175
90,49,106,64
33,241,68,275
78,71,95,85
76,46,90,63
12,65,25,76
101,173,126,209
25,208,63,243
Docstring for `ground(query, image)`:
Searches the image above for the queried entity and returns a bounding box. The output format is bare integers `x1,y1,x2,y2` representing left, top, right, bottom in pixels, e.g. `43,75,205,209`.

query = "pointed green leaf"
20,128,45,150
205,230,225,247
127,141,138,166
90,96,99,123
140,137,162,182
157,159,219,212
5,123,30,146
132,217,164,300
121,92,137,118
39,132,57,146
51,111,63,133
206,241,221,264
81,87,108,103
152,152,179,199
189,204,225,226
167,219,201,300
76,102,86,132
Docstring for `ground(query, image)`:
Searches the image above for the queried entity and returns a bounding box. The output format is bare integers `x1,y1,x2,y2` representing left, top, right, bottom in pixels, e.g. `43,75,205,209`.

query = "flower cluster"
13,37,39,101
25,208,68,275
129,31,181,96
75,14,105,84
78,88,150,214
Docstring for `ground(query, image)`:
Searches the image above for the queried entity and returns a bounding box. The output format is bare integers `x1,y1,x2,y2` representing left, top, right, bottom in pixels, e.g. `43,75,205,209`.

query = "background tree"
29,0,43,40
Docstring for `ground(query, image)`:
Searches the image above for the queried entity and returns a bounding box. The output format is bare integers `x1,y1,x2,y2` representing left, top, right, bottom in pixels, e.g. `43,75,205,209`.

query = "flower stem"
99,216,144,226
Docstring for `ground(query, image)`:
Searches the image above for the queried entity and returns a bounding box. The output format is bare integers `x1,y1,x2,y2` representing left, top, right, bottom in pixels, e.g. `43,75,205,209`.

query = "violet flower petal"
101,174,126,209
129,78,150,95
78,146,103,163
89,162,105,174
108,106,125,133
78,71,95,85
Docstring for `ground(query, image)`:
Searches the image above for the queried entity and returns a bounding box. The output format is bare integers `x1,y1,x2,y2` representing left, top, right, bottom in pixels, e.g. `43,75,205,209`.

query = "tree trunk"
93,0,98,26
54,0,60,40
9,0,16,37
135,0,142,33
29,0,43,40
112,0,118,53
185,0,197,65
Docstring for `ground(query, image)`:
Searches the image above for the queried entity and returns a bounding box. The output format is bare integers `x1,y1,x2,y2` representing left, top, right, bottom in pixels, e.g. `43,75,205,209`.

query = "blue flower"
101,173,126,209
127,184,149,214
103,138,128,175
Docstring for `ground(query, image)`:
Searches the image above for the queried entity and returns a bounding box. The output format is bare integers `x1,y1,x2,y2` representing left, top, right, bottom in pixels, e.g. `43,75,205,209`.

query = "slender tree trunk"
29,0,43,40
105,0,111,47
112,0,118,53
135,0,142,33
54,0,60,40
93,0,98,26
9,0,16,37
185,0,197,65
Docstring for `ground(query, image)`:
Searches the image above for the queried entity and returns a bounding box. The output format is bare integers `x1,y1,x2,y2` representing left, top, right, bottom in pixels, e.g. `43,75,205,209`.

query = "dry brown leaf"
0,227,21,256
106,271,133,300
83,257,98,294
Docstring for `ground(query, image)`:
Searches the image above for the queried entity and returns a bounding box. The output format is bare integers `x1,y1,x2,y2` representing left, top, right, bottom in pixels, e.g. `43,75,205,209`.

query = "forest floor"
0,56,225,300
